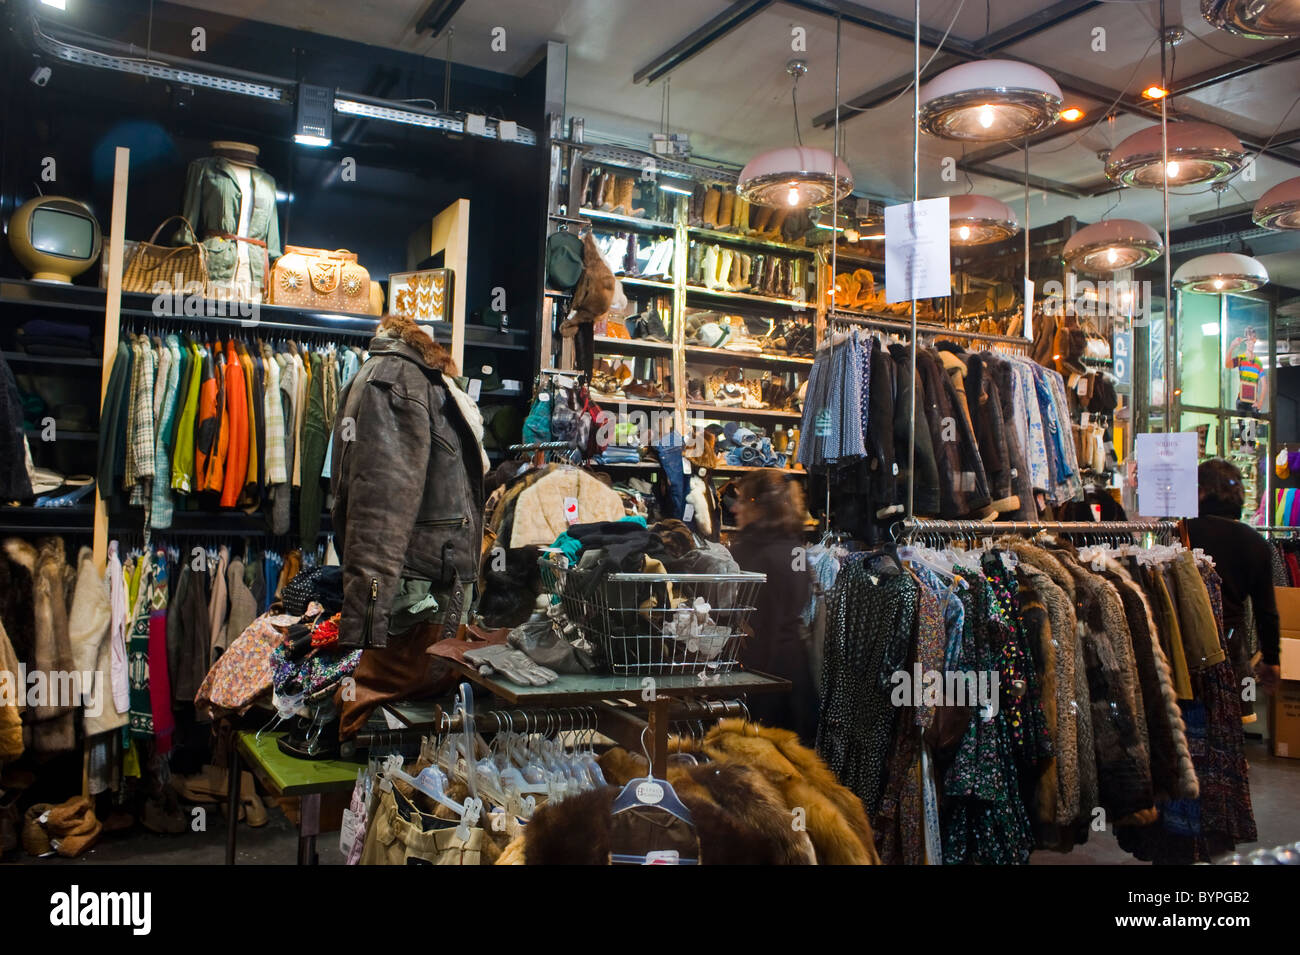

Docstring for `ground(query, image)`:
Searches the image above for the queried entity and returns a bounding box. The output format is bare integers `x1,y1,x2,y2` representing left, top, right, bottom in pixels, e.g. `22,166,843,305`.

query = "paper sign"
1135,432,1198,517
884,198,951,304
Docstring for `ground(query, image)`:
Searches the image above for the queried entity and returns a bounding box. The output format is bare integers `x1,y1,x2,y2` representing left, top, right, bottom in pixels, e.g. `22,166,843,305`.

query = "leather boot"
717,190,735,231
701,245,719,289
613,176,644,217
714,247,733,291
702,187,721,228
752,205,773,234
690,184,706,226
728,247,744,290
766,207,788,239
688,241,703,284
579,166,593,208
738,252,751,291
598,172,615,211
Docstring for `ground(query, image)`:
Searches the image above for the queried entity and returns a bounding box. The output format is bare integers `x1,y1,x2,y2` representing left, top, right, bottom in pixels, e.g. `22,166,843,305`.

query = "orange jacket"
220,341,248,507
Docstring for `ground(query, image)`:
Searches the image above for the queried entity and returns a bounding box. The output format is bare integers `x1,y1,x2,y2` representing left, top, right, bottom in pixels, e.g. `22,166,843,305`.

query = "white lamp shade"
1254,176,1300,230
1202,0,1300,39
737,146,853,208
1173,252,1269,293
919,60,1062,142
1105,121,1245,187
1063,218,1164,273
948,194,1020,245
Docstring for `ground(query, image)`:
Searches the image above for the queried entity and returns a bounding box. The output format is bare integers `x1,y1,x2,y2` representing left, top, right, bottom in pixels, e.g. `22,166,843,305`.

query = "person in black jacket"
729,469,816,743
1185,459,1281,698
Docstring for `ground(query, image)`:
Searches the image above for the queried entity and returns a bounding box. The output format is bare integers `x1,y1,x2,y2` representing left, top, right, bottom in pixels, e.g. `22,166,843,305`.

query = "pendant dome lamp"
1172,251,1269,293
1062,218,1164,273
1254,176,1300,230
738,61,853,209
1202,0,1300,39
918,60,1063,142
948,194,1020,245
1105,121,1246,187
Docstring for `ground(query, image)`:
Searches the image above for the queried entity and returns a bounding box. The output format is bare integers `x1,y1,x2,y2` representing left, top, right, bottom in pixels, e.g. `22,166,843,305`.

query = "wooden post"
427,199,470,370
92,146,129,573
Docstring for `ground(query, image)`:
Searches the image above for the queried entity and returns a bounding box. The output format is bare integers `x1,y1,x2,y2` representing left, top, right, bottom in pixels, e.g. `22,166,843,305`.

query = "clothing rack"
120,313,376,339
828,310,1031,350
895,518,1179,544
1256,525,1300,536
508,441,584,465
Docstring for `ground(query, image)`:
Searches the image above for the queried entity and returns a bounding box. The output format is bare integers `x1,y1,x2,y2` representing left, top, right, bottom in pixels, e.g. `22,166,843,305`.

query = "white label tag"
564,497,580,524
682,457,692,475
539,392,550,402
469,379,482,400
683,503,695,523
645,849,680,865
1077,376,1089,396
339,808,360,856
635,781,664,804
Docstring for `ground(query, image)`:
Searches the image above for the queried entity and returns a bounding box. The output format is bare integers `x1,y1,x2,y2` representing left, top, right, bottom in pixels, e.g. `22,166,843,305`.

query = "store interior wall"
0,0,547,351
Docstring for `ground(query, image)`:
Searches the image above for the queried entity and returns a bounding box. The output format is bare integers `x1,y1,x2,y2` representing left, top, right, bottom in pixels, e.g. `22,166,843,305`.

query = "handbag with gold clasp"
270,246,371,313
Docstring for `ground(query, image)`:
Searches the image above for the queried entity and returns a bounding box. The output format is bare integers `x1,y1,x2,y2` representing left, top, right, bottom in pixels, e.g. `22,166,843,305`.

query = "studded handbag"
270,245,372,314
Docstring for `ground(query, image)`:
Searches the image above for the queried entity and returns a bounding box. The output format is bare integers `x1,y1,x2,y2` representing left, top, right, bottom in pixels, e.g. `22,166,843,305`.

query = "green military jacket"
175,157,282,289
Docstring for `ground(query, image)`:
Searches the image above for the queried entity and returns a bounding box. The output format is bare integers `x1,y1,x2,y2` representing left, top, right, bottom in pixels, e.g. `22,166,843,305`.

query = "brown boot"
717,190,735,231
767,207,789,239
752,205,774,234
612,177,644,217
702,187,721,228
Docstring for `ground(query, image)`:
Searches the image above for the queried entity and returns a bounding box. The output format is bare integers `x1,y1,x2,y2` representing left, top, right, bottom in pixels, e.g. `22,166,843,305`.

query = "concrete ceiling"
168,0,1300,254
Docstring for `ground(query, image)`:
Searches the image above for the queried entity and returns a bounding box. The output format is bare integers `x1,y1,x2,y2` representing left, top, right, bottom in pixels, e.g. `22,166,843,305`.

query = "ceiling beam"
415,0,468,38
972,0,1103,53
963,162,1097,199
1167,38,1300,99
782,0,975,51
632,0,775,85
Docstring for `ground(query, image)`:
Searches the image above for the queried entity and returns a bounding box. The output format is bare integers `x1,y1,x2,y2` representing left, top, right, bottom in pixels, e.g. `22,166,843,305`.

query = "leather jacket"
331,333,483,648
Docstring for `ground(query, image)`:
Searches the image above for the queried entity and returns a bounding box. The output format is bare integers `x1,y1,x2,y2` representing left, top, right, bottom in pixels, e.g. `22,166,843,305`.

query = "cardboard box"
1275,587,1300,638
1274,680,1300,759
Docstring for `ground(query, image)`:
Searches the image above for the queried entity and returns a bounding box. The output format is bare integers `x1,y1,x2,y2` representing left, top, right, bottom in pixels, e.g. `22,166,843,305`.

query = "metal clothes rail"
895,518,1180,543
828,310,1031,349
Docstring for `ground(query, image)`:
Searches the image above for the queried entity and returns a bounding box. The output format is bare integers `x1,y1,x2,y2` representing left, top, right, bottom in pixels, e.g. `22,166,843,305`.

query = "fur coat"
1054,550,1157,826
520,761,817,865
5,539,77,754
0,616,23,762
67,547,127,737
1005,541,1097,838
1099,557,1198,802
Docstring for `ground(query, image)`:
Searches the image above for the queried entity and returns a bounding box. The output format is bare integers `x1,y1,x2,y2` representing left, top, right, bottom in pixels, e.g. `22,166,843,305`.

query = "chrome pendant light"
1172,251,1269,293
948,194,1019,245
1105,121,1245,187
1062,218,1164,273
738,60,853,209
1254,176,1300,230
1202,0,1300,39
918,60,1062,142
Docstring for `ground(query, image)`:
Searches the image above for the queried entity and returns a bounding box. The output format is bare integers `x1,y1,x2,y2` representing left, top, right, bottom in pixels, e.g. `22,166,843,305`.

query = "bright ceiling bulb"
1060,107,1084,122
786,184,801,206
1142,85,1169,99
1062,218,1164,273
1213,279,1225,289
1105,122,1245,187
919,60,1062,142
948,194,1020,245
1203,0,1300,39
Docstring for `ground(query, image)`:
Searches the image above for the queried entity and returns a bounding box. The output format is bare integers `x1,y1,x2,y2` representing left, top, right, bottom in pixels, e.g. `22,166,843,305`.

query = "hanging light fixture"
918,60,1062,142
1062,218,1164,273
1172,251,1269,293
1202,0,1300,39
1105,121,1245,187
738,61,853,208
1254,176,1300,230
948,194,1019,245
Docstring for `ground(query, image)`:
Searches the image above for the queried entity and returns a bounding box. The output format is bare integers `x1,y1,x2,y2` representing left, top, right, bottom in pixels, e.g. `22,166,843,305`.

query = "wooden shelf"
577,208,675,232
620,276,675,291
5,354,102,368
592,335,673,356
683,346,812,370
684,284,813,310
686,403,802,421
688,226,816,256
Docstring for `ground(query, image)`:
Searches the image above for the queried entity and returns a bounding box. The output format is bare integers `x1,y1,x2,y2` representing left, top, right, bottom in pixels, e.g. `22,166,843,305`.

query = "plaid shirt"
262,342,287,485
127,337,157,508
150,335,183,528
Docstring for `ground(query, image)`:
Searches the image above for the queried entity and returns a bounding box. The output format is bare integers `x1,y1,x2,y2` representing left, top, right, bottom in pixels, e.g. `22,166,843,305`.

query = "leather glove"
463,645,559,686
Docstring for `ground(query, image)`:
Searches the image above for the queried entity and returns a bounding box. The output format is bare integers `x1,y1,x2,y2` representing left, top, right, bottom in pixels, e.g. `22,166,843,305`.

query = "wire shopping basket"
539,556,766,676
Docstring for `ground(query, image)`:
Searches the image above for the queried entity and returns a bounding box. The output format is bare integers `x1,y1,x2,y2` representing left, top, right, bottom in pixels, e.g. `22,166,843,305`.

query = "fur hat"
374,313,459,377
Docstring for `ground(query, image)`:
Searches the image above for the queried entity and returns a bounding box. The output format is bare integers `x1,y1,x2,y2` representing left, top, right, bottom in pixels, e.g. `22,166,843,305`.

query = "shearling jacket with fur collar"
331,315,486,648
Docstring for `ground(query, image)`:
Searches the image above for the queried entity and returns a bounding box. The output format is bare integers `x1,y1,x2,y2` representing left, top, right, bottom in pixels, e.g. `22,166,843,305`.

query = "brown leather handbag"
122,215,208,294
270,245,371,314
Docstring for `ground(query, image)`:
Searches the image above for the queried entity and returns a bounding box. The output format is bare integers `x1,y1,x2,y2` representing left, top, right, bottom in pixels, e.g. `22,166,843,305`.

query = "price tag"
539,392,550,402
645,850,681,865
469,379,482,400
683,503,695,523
564,497,580,524
682,458,692,475
339,808,360,856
